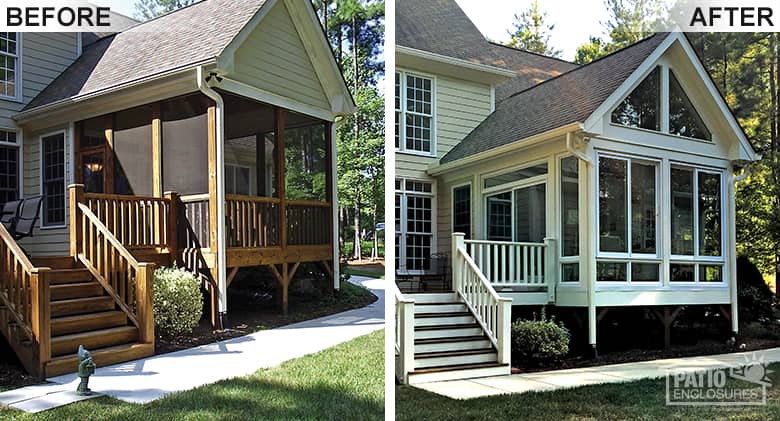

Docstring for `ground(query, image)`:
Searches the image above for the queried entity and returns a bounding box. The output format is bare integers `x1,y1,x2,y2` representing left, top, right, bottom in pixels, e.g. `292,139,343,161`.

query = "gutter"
397,46,517,78
565,132,592,165
727,161,751,335
196,65,228,328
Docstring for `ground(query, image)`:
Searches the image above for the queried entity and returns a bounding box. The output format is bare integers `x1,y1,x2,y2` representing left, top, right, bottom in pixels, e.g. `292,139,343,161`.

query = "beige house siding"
232,1,330,112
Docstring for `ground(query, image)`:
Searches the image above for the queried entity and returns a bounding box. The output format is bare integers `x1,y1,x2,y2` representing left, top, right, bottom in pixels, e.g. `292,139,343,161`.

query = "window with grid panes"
396,178,434,271
395,72,433,154
0,33,18,99
42,133,66,227
0,130,18,205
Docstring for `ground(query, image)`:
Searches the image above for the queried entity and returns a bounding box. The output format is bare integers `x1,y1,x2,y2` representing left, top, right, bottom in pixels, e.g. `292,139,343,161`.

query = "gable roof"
397,0,576,95
440,33,669,164
25,0,269,111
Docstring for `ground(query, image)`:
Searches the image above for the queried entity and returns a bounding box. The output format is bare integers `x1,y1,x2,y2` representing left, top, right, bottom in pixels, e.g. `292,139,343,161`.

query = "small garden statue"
76,345,96,396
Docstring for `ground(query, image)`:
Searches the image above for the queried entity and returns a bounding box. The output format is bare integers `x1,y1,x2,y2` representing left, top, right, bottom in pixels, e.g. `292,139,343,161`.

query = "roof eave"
397,45,516,84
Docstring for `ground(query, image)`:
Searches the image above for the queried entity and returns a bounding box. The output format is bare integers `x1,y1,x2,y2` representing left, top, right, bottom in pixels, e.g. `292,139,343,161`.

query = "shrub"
153,266,203,337
511,309,570,366
737,256,776,322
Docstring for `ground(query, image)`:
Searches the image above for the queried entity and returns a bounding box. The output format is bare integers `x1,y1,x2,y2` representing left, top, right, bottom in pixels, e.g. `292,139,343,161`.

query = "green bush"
737,256,776,322
511,309,570,366
153,266,203,337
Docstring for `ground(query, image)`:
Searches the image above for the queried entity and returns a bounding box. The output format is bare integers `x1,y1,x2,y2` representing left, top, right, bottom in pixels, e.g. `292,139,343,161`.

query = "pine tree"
506,0,561,57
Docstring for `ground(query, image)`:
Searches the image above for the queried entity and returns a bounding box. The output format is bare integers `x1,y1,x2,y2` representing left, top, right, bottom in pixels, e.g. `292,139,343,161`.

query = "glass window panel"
631,263,659,282
699,265,723,282
698,172,721,256
405,114,431,153
453,185,471,238
669,71,711,141
670,264,695,282
487,192,512,241
162,94,211,195
561,263,579,283
284,111,327,202
671,167,694,255
597,262,627,282
484,163,547,189
114,105,153,196
42,133,65,226
631,162,656,254
561,156,579,256
599,158,627,252
0,144,18,205
611,66,660,131
515,184,546,243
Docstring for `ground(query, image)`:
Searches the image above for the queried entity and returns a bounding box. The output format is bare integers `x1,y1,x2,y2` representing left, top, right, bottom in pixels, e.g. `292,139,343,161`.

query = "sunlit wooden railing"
225,195,280,248
0,223,50,375
84,192,171,250
286,200,330,246
452,234,512,366
465,239,553,286
394,283,415,384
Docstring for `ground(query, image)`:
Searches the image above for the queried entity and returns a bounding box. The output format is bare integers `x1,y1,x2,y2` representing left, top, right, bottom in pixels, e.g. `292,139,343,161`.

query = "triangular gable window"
611,66,660,131
669,70,711,141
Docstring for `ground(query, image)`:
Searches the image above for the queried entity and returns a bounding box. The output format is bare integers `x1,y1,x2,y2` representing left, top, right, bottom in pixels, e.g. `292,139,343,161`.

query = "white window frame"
0,32,21,102
668,163,726,285
395,70,436,157
451,182,472,238
0,128,21,203
225,163,251,196
40,130,67,229
558,153,581,285
595,152,662,287
395,177,436,274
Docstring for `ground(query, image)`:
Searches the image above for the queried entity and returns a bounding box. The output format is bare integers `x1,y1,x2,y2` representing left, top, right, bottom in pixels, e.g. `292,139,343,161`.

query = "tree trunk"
353,192,362,261
774,33,780,295
371,202,378,261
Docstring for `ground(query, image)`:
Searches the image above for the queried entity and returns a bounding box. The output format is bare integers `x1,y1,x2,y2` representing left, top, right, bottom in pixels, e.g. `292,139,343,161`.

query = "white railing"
465,238,556,288
394,283,415,384
452,233,512,365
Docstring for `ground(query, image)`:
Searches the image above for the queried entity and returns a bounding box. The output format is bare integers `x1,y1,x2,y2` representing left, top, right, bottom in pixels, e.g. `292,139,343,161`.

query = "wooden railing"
465,239,554,287
0,223,50,376
452,234,512,365
70,186,154,346
286,200,330,246
84,191,171,250
225,195,280,248
180,194,210,249
394,283,415,384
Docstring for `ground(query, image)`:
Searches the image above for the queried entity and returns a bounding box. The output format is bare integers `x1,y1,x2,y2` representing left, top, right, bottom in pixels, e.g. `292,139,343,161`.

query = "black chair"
0,199,22,231
11,196,43,241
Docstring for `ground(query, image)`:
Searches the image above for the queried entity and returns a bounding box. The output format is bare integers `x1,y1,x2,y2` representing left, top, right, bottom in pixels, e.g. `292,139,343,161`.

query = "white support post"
452,233,465,291
544,237,557,302
331,124,340,290
497,297,512,365
729,166,741,334
399,300,415,384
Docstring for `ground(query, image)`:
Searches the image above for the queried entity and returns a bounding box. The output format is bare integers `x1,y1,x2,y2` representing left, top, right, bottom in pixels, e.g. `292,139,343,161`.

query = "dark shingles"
440,34,669,164
24,0,267,111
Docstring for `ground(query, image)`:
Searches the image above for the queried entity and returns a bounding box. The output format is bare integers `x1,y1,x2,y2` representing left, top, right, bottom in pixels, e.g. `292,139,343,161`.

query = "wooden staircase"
31,256,153,377
405,293,509,384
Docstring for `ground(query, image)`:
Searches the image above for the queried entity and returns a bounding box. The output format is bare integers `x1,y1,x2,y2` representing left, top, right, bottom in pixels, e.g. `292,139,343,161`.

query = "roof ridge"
486,41,577,66
498,33,665,104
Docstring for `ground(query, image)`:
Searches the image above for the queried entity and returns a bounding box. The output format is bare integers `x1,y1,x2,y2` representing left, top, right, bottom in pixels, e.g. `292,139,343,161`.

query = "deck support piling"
652,306,683,349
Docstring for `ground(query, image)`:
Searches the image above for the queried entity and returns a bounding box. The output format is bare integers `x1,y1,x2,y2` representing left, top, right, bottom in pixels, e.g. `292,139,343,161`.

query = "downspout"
196,65,228,327
566,132,597,355
728,163,751,337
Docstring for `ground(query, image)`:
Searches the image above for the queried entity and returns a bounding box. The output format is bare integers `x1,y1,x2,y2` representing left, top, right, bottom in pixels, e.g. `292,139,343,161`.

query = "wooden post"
74,122,83,184
30,267,51,377
69,184,85,258
104,115,115,194
207,105,220,328
165,191,179,265
152,103,162,197
136,263,156,345
282,263,289,316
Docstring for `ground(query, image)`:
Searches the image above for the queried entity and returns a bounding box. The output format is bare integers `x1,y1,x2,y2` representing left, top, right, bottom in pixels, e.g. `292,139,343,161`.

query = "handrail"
225,194,281,204
465,239,551,286
465,239,545,247
78,203,141,267
394,282,415,384
0,223,36,340
286,199,331,208
180,193,210,203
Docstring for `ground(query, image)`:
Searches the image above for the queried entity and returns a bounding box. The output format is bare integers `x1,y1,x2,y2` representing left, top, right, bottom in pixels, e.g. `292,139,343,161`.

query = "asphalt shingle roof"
25,0,267,111
440,34,669,164
397,0,576,95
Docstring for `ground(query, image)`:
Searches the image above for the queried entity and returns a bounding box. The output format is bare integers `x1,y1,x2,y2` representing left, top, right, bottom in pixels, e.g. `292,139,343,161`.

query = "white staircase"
405,292,509,384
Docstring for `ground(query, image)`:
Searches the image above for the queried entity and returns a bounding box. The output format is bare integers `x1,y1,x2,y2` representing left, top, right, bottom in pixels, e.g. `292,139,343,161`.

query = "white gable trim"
583,33,758,161
217,0,355,116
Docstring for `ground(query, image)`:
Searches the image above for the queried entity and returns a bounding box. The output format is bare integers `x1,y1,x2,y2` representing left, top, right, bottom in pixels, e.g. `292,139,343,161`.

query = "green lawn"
397,362,780,421
1,330,384,420
344,266,385,279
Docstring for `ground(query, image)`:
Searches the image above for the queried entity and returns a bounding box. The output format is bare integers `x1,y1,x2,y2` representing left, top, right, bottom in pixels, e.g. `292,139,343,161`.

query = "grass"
397,362,780,421
344,266,385,279
343,241,384,260
1,330,384,420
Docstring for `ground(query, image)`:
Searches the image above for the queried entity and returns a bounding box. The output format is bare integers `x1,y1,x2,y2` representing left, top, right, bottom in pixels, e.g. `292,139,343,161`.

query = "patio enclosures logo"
1,1,122,32
665,353,773,406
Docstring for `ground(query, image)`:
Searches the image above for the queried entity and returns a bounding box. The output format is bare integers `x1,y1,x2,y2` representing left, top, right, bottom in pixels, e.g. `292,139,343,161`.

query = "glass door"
515,183,546,243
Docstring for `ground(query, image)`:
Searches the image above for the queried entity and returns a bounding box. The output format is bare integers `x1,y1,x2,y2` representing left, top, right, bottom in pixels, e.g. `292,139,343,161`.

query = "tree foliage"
134,0,198,20
506,0,561,57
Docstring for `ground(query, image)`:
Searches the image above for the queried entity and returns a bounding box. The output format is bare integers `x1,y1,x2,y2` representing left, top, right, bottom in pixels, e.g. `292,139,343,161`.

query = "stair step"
408,363,510,384
31,256,80,270
415,323,484,340
50,283,104,301
50,269,92,284
51,311,128,336
414,349,498,369
45,343,154,377
404,293,458,304
415,313,475,327
415,336,493,353
51,326,138,357
415,303,468,314
51,296,115,317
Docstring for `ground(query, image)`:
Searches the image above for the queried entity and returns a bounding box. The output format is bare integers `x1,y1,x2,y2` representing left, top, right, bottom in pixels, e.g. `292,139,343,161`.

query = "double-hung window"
395,71,434,155
670,166,724,283
0,33,19,99
452,184,471,238
42,132,66,227
0,130,19,205
395,178,434,272
597,154,660,284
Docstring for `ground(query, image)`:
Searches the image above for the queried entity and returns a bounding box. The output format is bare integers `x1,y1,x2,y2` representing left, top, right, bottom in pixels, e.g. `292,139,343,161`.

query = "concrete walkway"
0,276,384,412
416,347,780,400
